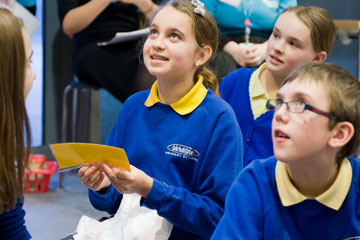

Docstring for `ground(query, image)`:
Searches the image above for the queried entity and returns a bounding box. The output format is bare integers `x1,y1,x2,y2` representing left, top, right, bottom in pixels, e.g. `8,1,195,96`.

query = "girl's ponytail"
195,66,219,96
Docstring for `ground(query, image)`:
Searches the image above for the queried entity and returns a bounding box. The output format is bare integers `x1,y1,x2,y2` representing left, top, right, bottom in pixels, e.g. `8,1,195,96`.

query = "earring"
195,61,201,66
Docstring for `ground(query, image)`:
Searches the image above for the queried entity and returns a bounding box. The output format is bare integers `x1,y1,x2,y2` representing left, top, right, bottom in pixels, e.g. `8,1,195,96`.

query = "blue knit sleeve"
0,199,31,240
142,106,243,237
88,186,122,214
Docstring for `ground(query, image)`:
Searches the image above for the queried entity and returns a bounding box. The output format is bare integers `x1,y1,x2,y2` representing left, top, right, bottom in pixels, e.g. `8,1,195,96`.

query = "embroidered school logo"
165,144,200,161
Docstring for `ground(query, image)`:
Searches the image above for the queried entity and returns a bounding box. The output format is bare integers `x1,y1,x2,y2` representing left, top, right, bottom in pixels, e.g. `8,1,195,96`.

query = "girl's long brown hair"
0,9,31,213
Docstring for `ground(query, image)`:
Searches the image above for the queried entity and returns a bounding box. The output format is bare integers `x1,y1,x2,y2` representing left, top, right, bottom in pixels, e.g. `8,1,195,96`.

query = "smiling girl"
78,0,243,239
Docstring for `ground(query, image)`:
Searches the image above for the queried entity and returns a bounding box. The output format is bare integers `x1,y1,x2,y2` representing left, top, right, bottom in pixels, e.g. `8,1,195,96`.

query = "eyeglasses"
266,99,335,120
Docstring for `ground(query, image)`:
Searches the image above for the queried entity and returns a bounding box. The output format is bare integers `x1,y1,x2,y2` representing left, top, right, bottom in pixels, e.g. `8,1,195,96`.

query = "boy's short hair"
283,6,336,55
282,62,360,162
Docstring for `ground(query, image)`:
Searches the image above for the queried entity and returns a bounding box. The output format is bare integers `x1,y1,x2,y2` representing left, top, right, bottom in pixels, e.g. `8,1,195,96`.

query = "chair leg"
59,172,64,188
59,84,73,188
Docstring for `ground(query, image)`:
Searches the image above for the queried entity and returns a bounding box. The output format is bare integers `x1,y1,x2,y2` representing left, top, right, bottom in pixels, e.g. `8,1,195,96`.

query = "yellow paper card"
50,143,130,171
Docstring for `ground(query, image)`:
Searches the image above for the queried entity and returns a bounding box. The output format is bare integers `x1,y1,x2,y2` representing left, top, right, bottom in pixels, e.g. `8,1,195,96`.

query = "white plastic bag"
74,193,173,240
73,215,111,240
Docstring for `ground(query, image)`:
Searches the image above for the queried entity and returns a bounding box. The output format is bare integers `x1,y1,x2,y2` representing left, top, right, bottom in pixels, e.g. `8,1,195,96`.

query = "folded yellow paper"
50,143,130,171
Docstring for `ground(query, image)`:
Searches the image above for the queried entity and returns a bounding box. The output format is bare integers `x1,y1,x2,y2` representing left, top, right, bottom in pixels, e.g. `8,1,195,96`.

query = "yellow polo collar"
144,75,208,115
249,63,277,119
250,63,267,98
275,158,352,210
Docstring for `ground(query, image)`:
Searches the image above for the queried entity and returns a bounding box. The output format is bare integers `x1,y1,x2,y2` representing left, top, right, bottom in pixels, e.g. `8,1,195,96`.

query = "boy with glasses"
211,62,360,239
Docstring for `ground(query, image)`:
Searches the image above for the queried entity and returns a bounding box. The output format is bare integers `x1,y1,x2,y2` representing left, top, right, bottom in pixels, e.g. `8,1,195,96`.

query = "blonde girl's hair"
164,0,220,95
0,9,31,213
282,6,336,55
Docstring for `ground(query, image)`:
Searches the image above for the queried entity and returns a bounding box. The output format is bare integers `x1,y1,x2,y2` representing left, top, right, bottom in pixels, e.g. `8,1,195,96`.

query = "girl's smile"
143,6,201,83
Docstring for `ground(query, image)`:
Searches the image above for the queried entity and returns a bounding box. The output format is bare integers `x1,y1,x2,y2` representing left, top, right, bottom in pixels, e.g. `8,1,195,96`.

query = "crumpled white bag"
73,215,111,240
74,193,173,240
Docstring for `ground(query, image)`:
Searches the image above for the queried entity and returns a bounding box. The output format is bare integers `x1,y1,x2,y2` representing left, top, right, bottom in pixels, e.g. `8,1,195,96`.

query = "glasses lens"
288,101,305,113
275,99,283,110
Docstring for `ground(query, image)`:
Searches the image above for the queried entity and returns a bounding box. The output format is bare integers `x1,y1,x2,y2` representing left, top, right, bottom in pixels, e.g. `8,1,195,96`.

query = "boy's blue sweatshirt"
211,157,360,239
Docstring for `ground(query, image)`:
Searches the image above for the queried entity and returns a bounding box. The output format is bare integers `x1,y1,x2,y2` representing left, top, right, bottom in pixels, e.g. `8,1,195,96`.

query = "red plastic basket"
24,161,58,193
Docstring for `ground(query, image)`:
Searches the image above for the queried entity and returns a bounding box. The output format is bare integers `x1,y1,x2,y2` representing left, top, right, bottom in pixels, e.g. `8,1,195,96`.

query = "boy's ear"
328,121,355,148
196,45,212,66
313,51,327,62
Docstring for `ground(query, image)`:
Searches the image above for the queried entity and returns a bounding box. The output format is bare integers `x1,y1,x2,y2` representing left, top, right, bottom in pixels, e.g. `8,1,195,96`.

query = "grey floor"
23,170,106,240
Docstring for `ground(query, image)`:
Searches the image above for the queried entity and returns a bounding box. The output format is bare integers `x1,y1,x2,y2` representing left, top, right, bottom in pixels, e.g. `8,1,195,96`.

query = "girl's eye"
170,33,180,40
289,41,297,47
272,32,279,38
149,29,158,36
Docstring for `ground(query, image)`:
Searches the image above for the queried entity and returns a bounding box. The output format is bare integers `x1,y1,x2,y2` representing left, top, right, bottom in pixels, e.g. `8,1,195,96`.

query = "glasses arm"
304,105,335,120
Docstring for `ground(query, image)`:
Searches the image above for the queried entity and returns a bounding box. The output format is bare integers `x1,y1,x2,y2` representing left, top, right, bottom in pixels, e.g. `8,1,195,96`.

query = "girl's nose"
153,36,165,50
273,39,285,53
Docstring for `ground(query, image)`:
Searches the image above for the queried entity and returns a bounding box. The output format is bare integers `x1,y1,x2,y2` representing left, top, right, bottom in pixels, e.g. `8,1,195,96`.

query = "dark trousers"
74,39,155,102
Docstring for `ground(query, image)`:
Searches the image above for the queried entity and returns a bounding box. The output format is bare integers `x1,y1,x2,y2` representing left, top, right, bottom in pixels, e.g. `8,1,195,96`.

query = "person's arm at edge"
62,0,159,38
62,0,113,38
